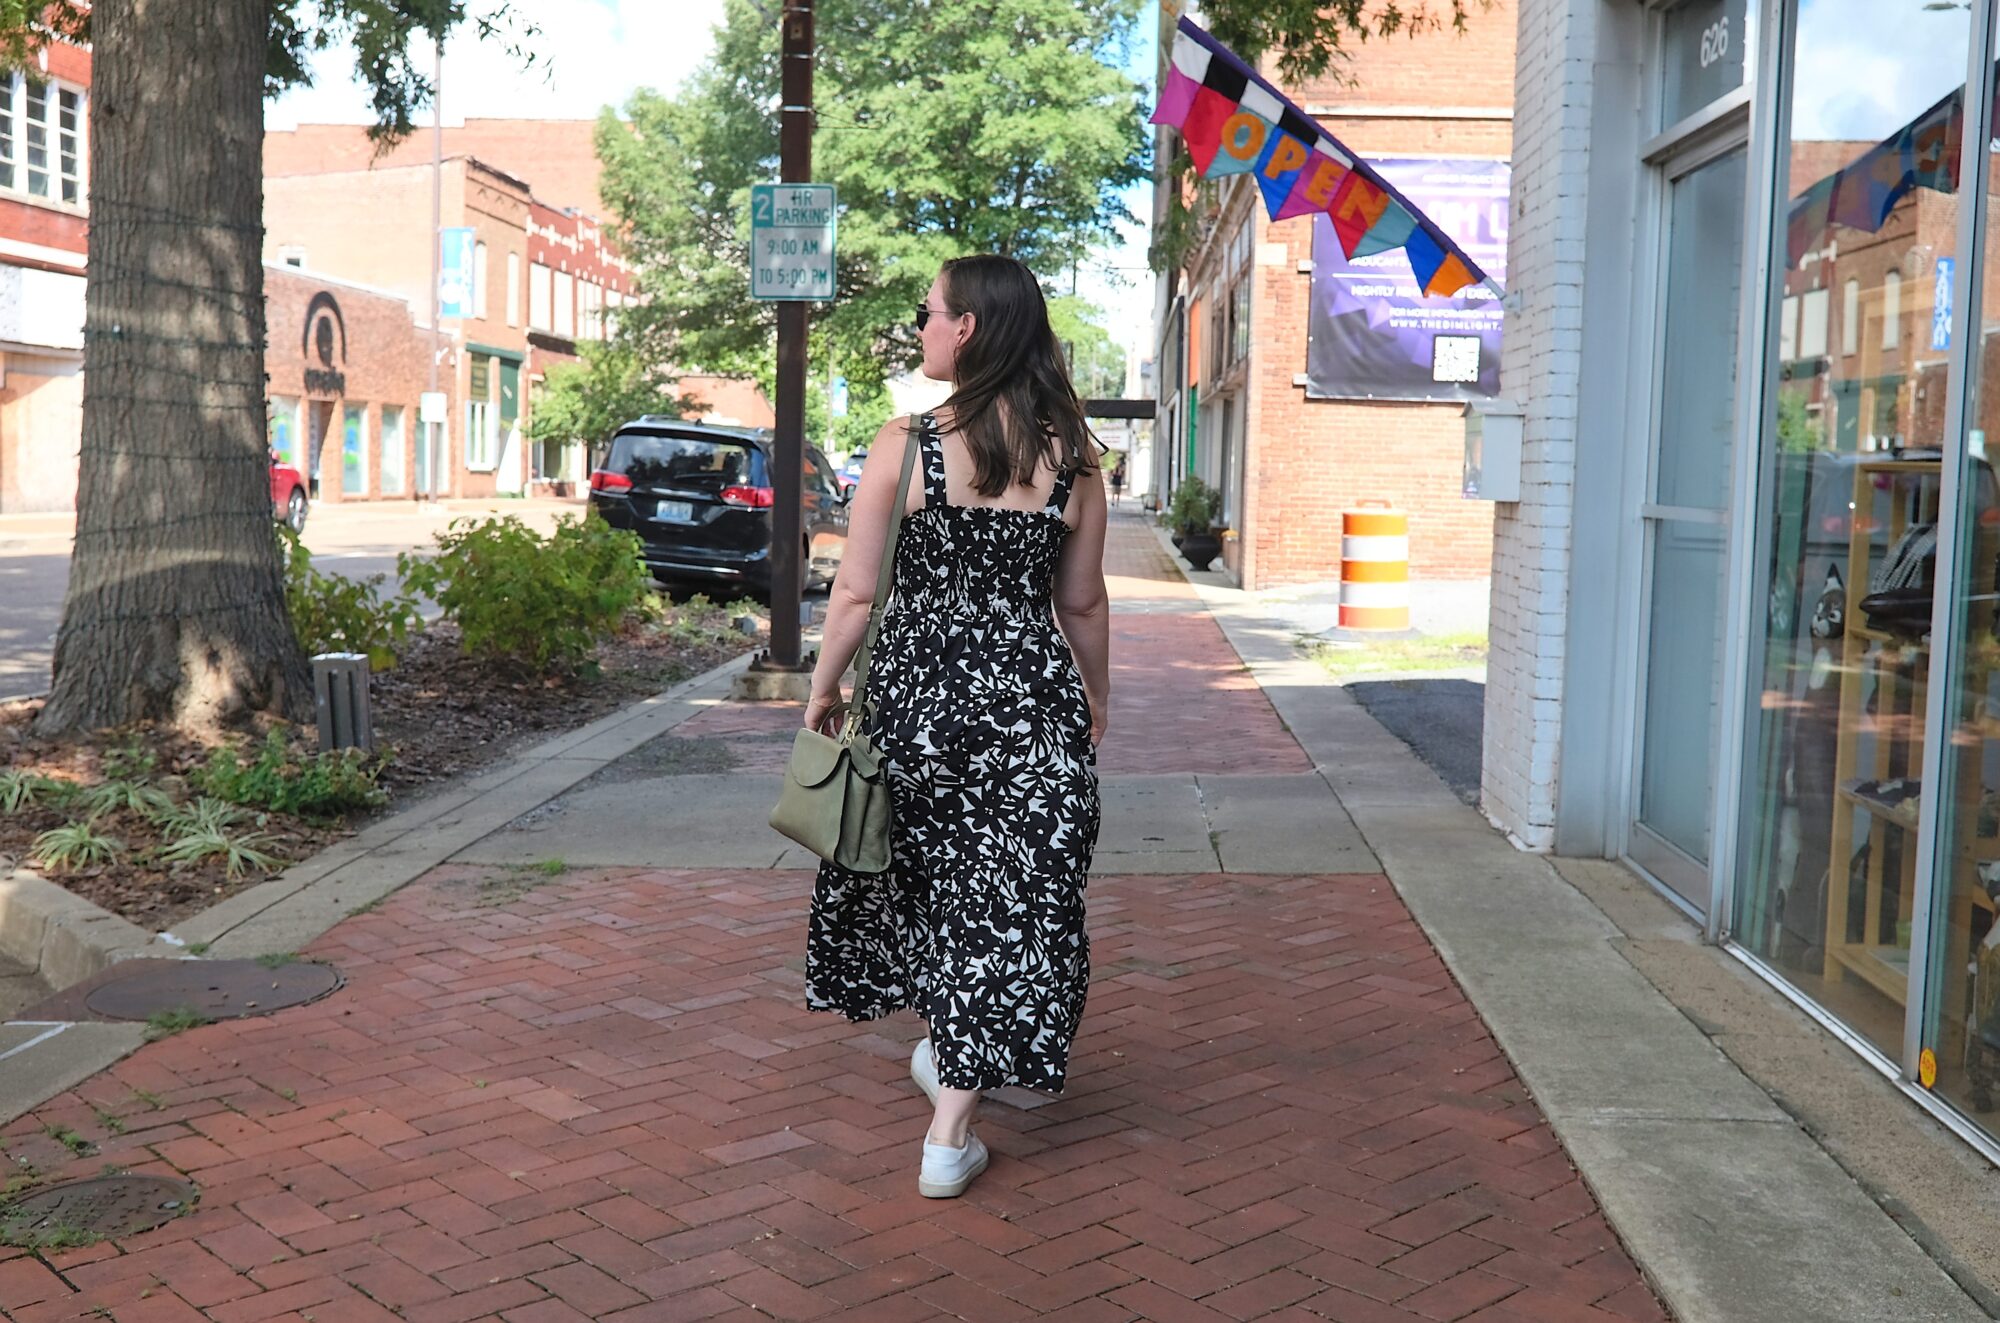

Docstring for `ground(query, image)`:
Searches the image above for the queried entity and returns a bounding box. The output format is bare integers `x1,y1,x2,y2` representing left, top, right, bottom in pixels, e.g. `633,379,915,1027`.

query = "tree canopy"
569,0,1149,438
5,1,536,128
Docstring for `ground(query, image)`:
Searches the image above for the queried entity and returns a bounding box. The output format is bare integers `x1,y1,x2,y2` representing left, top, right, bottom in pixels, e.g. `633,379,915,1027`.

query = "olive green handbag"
768,418,920,874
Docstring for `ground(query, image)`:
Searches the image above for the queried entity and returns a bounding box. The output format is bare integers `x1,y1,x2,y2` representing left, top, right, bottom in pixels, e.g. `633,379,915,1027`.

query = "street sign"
829,376,848,417
439,227,475,320
419,391,447,425
751,184,836,302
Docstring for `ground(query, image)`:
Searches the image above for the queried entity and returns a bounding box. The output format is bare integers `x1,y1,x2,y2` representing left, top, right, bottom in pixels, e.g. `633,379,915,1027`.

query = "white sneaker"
918,1130,989,1198
911,1038,941,1104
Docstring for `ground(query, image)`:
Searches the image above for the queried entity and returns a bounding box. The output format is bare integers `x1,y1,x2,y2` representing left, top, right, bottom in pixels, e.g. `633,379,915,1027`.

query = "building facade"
1493,0,2000,1162
0,40,88,513
1151,2,1515,588
263,155,551,501
524,199,634,493
263,267,440,504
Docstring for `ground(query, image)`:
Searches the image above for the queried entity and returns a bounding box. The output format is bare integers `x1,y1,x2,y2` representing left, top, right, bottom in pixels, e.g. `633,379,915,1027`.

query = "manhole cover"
85,959,342,1022
0,1176,197,1244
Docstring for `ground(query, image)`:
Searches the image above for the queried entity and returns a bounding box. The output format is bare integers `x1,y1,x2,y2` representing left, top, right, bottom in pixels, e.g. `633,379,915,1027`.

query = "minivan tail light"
589,469,633,494
721,485,775,508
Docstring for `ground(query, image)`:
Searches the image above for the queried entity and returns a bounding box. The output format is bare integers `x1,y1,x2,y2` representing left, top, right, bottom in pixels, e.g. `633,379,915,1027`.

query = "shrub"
195,729,387,819
31,822,123,873
157,826,282,880
398,512,651,675
0,771,76,815
73,779,174,821
1167,477,1221,535
279,526,423,671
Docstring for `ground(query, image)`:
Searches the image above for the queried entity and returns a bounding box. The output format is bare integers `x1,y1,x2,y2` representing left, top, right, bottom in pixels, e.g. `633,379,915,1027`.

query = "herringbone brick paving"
0,514,1662,1319
667,515,1312,778
1,861,1664,1321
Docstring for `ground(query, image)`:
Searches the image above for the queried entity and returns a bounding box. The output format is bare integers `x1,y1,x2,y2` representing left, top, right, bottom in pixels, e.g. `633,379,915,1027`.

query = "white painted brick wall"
1481,0,1598,851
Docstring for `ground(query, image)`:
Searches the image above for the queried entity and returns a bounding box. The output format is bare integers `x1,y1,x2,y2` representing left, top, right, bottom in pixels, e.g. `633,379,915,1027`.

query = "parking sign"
751,184,836,302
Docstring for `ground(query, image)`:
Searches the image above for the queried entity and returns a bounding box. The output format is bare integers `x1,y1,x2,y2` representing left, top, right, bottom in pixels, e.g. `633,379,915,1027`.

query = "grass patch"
1308,631,1488,680
42,1126,90,1158
145,1007,211,1041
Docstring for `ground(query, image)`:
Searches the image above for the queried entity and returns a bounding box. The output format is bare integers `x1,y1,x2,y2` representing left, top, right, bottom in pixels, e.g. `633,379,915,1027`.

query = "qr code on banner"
1432,335,1482,384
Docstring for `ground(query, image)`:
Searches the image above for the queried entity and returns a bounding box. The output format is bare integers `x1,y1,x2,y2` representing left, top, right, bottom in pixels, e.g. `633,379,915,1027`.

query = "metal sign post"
747,0,823,687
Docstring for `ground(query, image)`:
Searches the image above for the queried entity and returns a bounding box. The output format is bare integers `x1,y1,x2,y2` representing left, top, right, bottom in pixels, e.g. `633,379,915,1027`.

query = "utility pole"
769,0,813,671
426,33,444,502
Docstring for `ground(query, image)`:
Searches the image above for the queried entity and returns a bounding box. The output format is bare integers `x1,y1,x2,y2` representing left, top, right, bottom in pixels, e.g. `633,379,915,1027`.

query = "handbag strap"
843,415,921,734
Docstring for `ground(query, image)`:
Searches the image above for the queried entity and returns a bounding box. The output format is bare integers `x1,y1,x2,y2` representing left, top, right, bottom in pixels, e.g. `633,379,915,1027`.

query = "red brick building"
268,120,772,450
0,39,89,512
1154,2,1516,587
266,119,615,219
523,200,634,492
264,155,544,500
264,266,440,503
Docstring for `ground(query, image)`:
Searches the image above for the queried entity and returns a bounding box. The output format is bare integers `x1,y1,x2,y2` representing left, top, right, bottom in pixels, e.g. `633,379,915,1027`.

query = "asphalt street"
0,498,579,702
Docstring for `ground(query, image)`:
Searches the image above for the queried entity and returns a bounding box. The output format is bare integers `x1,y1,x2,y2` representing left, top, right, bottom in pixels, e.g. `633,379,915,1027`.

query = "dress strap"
1046,467,1076,518
917,413,947,507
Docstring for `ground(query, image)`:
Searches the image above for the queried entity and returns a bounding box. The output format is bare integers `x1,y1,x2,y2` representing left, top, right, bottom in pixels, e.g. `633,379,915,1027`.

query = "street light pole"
769,0,813,671
426,32,444,502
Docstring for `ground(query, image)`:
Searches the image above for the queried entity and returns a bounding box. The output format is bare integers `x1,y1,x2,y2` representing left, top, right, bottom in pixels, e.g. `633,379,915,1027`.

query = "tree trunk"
35,0,309,735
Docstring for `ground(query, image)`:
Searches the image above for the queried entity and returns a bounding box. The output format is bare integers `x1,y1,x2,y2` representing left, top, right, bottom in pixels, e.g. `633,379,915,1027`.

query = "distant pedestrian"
803,254,1108,1199
1109,458,1126,506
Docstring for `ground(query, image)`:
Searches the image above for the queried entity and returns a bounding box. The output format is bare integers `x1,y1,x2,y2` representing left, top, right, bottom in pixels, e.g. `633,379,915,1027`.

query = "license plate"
652,500,695,523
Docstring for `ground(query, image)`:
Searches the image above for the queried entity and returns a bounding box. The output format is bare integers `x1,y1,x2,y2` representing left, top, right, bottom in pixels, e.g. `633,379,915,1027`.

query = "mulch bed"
0,606,763,936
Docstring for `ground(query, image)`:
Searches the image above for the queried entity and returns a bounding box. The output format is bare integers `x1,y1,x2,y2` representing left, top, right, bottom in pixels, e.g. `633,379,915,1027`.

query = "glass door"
1630,139,1751,912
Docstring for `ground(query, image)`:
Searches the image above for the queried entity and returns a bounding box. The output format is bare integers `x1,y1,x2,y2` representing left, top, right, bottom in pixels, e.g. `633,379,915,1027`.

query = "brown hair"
938,254,1100,498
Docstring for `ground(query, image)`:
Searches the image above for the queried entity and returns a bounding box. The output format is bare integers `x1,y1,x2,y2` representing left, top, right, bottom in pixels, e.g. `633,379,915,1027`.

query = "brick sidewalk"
0,510,1663,1322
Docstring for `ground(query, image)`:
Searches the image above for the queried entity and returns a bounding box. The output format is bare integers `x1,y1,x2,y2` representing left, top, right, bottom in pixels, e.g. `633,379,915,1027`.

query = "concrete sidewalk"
0,509,1979,1321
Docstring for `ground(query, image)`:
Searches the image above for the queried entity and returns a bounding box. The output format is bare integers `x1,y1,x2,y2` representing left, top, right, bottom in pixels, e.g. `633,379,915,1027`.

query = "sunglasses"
915,303,952,331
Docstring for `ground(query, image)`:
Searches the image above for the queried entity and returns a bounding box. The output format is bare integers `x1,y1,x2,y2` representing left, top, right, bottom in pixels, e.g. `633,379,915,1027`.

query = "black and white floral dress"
806,413,1100,1093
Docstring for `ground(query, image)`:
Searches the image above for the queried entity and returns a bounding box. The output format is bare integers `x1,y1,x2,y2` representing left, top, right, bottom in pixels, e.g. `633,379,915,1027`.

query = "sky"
1791,0,1973,141
264,0,1161,359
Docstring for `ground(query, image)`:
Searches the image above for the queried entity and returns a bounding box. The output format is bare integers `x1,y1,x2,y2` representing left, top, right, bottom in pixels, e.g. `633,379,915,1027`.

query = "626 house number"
1699,17,1729,69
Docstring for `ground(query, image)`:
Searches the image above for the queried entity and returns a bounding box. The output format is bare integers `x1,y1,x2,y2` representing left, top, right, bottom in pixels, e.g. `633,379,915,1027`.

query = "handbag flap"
787,728,883,787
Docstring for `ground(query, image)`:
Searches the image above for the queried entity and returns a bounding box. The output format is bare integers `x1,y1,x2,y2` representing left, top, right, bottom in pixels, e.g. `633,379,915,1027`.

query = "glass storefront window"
1925,23,2000,1134
380,405,405,496
1737,0,1973,1062
1662,0,1752,127
1636,147,1748,893
341,403,367,496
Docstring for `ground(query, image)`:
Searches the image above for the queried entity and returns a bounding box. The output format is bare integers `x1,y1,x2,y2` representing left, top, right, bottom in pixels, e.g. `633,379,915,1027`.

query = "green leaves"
30,822,124,874
195,730,388,819
397,512,653,676
279,527,424,672
595,0,1148,394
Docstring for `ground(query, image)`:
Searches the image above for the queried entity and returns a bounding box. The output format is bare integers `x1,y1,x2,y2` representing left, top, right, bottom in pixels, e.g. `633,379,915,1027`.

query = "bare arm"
1053,467,1111,746
805,418,913,732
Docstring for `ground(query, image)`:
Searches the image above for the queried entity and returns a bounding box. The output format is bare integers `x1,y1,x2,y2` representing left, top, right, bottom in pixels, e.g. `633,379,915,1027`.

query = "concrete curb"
0,648,755,1126
0,869,184,990
1143,517,1986,1323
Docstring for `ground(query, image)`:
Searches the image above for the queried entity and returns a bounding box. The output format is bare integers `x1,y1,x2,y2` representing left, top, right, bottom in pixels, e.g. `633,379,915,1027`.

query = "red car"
271,452,308,532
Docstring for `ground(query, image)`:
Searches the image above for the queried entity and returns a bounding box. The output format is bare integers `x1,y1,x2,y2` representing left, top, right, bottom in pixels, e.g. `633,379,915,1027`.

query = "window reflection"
1738,0,1972,1064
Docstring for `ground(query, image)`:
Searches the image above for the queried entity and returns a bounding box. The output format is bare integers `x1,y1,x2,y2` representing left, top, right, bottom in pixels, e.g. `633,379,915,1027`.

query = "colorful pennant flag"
1151,17,1497,300
1786,78,1972,263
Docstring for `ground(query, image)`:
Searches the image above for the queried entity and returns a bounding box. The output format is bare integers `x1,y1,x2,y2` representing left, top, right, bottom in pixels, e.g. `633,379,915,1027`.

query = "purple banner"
1306,157,1509,403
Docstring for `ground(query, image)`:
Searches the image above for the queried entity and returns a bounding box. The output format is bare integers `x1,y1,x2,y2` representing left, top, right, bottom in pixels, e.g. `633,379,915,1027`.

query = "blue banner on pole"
439,227,476,321
1933,256,1955,352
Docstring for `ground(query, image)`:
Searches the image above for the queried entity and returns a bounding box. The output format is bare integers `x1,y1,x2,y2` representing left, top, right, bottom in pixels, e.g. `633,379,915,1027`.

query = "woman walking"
803,255,1109,1199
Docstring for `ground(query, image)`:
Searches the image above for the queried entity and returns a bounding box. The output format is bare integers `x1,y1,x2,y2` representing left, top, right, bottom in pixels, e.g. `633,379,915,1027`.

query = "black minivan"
588,418,849,594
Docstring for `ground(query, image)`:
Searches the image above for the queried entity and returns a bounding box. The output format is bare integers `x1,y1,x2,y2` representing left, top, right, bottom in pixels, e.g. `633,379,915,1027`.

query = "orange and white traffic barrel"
1338,502,1411,631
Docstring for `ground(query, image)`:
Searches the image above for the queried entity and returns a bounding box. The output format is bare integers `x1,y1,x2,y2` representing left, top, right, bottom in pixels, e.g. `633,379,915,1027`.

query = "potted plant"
1168,478,1223,570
